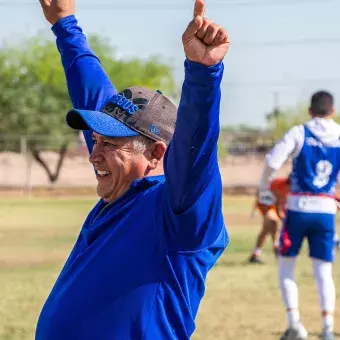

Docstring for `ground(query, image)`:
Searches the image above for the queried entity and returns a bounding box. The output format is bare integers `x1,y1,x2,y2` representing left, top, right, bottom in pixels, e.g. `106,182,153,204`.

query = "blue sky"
1,0,340,127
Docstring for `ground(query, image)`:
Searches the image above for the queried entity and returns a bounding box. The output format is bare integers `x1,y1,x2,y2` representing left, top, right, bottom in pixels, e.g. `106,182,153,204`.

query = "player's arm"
335,184,340,209
161,0,229,251
258,126,303,195
39,0,116,153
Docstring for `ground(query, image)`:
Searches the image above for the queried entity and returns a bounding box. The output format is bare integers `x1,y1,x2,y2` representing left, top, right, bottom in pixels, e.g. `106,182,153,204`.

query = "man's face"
89,133,148,202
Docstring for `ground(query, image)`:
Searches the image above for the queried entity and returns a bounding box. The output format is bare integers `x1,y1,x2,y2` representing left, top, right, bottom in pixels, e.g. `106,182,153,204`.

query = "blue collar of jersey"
129,175,165,189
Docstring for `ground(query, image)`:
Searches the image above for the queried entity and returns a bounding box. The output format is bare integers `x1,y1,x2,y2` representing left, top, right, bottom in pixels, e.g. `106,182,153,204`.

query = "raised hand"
182,0,230,66
39,0,75,25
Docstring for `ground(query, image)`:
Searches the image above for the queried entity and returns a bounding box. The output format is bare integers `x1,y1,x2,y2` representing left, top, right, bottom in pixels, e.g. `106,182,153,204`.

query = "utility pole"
273,91,280,125
265,91,281,124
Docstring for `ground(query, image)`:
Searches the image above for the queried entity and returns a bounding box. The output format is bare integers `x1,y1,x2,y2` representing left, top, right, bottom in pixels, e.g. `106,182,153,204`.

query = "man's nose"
89,146,103,164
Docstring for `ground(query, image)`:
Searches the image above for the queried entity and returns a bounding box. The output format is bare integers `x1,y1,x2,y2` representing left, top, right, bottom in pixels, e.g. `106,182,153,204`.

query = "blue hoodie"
35,15,228,340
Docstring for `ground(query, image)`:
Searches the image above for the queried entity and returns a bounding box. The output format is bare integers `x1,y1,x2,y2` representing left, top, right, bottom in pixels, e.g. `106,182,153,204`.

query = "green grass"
0,196,339,340
0,198,96,340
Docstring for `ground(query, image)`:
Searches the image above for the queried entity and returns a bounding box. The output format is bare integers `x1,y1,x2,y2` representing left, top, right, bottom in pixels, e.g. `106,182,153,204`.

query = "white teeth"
97,170,111,176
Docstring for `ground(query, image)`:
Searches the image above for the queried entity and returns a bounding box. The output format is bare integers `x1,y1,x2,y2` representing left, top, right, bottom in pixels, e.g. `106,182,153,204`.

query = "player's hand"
39,0,75,25
336,196,340,210
182,0,230,66
258,190,276,206
276,198,286,220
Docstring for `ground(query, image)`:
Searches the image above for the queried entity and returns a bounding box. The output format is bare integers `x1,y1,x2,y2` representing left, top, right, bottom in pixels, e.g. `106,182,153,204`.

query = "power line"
218,0,335,5
222,77,340,88
96,37,340,47
236,37,340,47
1,1,339,48
0,0,336,9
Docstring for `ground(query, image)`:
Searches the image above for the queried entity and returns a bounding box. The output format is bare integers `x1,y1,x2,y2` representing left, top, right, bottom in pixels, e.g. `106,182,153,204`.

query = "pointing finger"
193,0,205,18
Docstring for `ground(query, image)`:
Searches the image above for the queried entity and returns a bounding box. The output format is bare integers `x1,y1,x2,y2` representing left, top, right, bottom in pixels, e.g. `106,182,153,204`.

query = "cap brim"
66,109,139,138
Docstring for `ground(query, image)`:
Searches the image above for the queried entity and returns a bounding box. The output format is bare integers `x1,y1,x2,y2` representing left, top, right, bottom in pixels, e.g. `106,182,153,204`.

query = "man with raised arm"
36,0,230,339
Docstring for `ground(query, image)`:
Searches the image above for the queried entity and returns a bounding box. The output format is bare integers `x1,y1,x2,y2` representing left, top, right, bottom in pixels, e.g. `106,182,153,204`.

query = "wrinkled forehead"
92,132,138,144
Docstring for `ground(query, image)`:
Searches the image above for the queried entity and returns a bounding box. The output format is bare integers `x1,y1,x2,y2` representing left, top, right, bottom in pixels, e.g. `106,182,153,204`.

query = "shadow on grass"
216,256,266,268
216,260,243,268
271,331,340,339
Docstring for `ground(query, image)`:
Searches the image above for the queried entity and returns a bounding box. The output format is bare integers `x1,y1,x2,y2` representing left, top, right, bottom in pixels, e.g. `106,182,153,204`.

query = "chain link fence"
0,135,96,194
0,134,292,194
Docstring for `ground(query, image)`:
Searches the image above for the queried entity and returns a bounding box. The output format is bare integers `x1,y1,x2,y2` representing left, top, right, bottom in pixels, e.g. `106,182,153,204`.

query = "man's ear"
330,107,336,118
308,107,313,117
145,141,167,169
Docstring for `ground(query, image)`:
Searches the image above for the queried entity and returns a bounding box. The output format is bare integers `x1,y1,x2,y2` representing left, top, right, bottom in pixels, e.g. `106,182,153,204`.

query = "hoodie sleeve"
258,125,304,193
52,15,116,153
160,60,228,252
265,125,304,170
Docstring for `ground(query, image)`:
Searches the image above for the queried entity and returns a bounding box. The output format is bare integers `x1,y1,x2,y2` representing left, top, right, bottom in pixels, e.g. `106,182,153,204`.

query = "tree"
266,106,308,140
0,35,176,183
268,106,340,141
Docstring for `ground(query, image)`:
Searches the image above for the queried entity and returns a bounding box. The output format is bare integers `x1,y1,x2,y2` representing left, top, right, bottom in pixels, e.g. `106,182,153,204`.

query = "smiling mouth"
96,170,112,177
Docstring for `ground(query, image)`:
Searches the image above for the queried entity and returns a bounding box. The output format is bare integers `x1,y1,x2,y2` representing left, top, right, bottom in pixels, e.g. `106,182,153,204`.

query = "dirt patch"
0,152,292,189
0,186,97,197
0,185,259,197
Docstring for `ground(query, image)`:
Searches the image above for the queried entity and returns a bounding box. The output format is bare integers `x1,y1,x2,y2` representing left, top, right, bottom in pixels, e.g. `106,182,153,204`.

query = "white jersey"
259,118,340,214
265,118,340,171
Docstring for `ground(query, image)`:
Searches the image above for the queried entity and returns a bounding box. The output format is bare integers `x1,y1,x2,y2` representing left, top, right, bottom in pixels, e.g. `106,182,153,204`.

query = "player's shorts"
256,203,278,216
280,210,336,262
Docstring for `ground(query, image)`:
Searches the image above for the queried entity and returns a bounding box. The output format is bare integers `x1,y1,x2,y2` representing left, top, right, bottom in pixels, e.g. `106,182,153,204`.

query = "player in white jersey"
258,91,340,340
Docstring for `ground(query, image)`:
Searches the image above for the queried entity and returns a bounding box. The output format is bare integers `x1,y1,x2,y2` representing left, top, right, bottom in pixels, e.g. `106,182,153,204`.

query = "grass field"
0,195,339,340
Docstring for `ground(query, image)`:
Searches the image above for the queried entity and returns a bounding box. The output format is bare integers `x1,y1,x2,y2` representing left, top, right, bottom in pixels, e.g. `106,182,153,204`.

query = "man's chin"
96,186,112,202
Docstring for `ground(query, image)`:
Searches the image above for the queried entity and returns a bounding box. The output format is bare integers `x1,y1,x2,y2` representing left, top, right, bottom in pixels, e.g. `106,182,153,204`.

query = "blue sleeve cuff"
184,59,224,87
51,15,78,37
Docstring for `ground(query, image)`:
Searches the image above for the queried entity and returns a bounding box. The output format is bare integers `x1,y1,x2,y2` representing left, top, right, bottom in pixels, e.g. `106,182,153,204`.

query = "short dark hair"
310,91,334,117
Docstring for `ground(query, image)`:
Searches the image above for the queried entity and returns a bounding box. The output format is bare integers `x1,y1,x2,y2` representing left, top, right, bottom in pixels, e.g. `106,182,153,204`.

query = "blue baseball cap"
66,87,177,144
